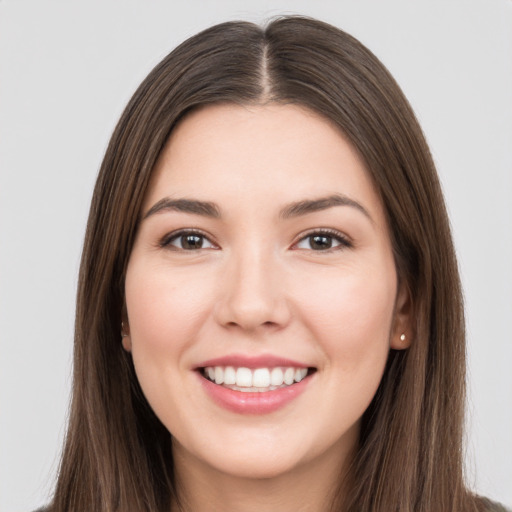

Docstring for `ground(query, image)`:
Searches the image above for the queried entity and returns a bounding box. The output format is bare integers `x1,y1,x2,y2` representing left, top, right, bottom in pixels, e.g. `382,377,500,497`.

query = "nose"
214,246,291,332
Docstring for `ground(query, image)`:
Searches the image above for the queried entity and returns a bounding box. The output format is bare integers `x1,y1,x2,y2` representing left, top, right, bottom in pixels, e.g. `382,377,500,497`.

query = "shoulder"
481,497,512,512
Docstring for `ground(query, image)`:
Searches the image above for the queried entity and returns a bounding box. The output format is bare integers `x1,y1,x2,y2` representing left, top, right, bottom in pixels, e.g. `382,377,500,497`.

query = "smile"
202,366,309,392
196,357,316,414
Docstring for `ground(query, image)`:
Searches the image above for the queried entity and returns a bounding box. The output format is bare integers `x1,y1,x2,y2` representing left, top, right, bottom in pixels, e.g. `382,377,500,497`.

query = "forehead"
144,103,385,223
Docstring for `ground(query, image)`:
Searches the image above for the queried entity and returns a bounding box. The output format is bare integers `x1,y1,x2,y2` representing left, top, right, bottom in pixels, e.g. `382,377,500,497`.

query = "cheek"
295,263,397,371
297,265,396,431
125,262,217,355
123,261,219,424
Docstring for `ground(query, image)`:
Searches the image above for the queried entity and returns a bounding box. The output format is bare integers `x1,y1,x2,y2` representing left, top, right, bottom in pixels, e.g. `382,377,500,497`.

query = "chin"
208,451,307,480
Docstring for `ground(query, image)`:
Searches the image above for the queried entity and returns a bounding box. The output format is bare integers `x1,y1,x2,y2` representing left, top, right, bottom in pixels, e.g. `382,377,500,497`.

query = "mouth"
200,365,316,393
195,355,316,413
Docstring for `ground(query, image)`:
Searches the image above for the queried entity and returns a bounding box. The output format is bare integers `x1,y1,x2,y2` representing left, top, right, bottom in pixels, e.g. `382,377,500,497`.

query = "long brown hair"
51,16,484,511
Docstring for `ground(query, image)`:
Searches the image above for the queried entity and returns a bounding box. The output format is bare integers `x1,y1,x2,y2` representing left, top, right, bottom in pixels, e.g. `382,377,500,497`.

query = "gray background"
1,1,511,510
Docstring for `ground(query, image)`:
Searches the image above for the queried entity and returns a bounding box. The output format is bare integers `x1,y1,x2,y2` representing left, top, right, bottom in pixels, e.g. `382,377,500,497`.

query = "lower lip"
198,373,312,414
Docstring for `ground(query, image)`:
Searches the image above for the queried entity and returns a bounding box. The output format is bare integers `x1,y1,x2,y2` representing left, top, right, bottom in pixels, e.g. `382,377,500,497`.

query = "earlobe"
392,332,410,350
121,321,132,352
390,281,413,350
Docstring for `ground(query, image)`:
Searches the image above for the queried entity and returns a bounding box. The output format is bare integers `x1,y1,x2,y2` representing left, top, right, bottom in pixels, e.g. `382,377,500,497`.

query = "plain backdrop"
1,1,511,510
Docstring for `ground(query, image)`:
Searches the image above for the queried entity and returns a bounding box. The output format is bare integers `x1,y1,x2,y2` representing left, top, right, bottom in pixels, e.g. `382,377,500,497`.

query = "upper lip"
195,354,311,370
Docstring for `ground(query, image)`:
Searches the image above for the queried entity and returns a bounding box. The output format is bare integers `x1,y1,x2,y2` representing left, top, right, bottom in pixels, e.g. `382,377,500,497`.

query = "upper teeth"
204,366,308,391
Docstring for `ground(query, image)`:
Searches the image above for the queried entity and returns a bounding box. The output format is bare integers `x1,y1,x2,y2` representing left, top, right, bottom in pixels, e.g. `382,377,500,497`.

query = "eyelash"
159,229,219,251
292,229,353,252
159,228,352,252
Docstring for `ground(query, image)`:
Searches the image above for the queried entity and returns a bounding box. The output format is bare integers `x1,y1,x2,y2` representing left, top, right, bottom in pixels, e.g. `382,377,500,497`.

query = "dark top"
481,498,512,512
33,498,512,511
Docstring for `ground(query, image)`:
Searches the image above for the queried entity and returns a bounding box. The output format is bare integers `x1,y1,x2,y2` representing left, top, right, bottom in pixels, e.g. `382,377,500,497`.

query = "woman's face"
124,103,410,481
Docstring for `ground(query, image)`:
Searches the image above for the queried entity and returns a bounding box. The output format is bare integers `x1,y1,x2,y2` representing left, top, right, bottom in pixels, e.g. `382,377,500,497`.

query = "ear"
121,304,132,352
390,280,413,350
121,324,132,352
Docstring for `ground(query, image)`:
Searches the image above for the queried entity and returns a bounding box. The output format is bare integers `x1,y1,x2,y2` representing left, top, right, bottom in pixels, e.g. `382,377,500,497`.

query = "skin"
123,103,411,512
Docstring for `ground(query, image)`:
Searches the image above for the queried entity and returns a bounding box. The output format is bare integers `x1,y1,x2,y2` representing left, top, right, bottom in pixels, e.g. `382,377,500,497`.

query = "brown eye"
294,230,351,251
180,234,204,249
163,231,216,251
309,235,333,250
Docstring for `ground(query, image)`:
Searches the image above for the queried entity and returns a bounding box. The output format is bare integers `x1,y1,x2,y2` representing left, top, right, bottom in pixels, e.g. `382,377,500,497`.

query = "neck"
171,435,355,512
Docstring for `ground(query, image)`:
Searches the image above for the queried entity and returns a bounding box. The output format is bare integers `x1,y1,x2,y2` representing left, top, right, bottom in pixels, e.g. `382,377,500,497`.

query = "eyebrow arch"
279,194,373,222
143,197,221,220
142,193,372,223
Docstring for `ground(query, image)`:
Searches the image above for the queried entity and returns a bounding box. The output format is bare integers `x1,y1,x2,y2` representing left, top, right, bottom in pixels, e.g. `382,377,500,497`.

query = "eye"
293,230,352,251
161,230,217,251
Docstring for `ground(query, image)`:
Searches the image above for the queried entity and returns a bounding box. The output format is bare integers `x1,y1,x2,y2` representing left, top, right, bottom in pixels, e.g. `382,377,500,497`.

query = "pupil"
311,235,331,250
182,234,203,249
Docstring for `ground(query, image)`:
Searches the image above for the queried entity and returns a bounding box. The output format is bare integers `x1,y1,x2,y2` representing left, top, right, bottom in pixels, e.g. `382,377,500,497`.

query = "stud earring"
400,333,406,342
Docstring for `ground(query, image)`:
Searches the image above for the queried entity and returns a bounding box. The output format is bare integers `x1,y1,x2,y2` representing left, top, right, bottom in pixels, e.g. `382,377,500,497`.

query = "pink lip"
198,372,312,414
196,354,310,369
195,354,315,414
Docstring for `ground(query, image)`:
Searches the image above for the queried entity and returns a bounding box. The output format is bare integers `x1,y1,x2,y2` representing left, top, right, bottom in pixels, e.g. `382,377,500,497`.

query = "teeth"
203,366,310,390
253,368,270,387
214,366,224,385
283,367,295,385
295,368,308,382
236,367,252,387
270,367,284,386
224,366,236,385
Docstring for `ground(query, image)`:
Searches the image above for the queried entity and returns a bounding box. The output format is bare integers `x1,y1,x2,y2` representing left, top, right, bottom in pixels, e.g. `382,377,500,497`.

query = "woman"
44,16,508,512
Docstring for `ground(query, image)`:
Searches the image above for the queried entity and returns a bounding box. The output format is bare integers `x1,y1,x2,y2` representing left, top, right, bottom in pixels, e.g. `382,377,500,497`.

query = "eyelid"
291,228,353,251
157,227,351,252
159,228,219,250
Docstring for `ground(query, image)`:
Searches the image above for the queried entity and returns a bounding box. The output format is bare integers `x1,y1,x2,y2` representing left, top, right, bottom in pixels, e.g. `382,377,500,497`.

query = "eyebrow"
279,194,373,222
143,198,221,219
143,193,372,223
